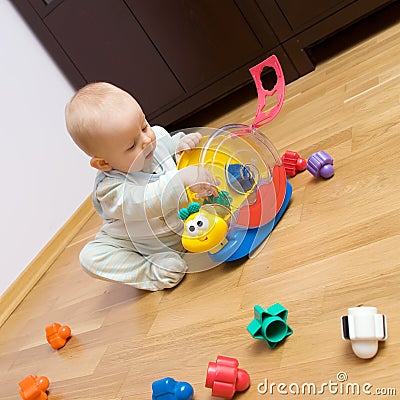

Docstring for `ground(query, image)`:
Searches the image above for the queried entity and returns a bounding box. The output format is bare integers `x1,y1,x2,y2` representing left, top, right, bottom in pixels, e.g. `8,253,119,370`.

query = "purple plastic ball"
320,164,334,179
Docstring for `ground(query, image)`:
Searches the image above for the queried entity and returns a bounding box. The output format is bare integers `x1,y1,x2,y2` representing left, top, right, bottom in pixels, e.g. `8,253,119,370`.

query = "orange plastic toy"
45,322,71,350
18,375,49,400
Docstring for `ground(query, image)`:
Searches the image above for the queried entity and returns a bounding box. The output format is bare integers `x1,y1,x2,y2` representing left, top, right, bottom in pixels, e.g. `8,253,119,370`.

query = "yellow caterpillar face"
182,209,229,253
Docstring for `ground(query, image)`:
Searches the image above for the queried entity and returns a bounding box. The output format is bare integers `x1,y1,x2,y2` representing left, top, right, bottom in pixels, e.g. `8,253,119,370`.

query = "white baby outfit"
80,126,189,291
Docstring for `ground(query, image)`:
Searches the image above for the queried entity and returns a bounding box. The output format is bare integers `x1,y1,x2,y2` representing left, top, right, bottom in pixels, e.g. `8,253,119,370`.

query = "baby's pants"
79,232,187,291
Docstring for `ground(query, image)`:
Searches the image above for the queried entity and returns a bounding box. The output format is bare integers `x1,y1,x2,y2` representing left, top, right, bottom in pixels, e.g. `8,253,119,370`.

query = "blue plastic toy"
152,377,194,400
227,164,255,193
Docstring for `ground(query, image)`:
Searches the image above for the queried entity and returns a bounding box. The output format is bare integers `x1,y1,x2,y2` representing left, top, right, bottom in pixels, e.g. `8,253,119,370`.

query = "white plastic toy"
341,306,387,359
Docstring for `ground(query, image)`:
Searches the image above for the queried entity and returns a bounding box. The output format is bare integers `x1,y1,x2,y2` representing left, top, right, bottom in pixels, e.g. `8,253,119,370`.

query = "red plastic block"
281,150,307,176
18,375,49,400
205,355,250,399
45,322,71,350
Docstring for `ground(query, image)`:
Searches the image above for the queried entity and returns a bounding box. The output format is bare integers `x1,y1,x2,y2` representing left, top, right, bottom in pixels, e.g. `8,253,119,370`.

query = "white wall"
0,2,96,296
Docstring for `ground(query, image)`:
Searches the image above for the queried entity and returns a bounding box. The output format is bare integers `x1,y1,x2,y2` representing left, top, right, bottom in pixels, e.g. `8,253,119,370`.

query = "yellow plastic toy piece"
181,206,229,253
177,135,266,214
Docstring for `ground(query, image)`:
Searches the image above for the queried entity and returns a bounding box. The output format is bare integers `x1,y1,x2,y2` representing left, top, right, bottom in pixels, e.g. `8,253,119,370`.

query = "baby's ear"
90,157,112,171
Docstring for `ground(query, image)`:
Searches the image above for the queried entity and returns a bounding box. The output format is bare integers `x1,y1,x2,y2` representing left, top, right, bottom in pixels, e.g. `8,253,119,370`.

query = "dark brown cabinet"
256,0,397,74
124,1,273,90
258,0,360,39
43,0,185,117
12,0,397,125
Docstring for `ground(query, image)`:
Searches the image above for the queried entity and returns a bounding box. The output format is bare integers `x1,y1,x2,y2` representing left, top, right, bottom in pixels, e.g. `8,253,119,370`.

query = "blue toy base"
209,180,292,262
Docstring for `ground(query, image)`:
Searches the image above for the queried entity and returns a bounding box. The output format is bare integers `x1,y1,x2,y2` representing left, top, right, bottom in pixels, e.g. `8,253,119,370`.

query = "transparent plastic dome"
177,124,286,230
176,124,290,262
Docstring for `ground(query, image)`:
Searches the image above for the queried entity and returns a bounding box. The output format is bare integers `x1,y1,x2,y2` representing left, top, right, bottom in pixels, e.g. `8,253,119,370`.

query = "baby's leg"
79,236,187,291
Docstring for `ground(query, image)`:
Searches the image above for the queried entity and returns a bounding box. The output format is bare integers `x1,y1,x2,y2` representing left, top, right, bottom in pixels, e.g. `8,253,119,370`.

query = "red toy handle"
249,55,285,128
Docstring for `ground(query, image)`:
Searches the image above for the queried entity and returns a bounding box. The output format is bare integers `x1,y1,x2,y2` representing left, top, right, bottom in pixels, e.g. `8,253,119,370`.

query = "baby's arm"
99,168,217,222
176,132,202,154
153,126,201,158
179,165,219,198
97,171,187,221
175,133,219,197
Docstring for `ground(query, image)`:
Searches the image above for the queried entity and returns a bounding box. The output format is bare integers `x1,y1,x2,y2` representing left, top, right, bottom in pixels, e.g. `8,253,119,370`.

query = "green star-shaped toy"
247,303,293,348
203,190,232,209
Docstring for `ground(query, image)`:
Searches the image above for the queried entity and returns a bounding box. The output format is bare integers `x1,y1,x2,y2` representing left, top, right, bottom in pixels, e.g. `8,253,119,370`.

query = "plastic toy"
203,189,232,209
306,150,334,178
250,55,285,128
18,375,49,400
45,322,71,350
177,55,292,262
247,303,293,348
152,377,194,400
341,306,388,359
281,150,307,176
226,164,255,192
178,202,229,254
205,355,250,399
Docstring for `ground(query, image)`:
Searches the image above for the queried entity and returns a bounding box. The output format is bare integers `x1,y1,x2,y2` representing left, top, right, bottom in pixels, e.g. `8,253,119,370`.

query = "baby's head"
65,82,156,173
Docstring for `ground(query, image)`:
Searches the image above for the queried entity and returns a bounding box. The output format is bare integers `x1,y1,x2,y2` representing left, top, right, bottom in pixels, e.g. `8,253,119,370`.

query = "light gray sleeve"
96,171,187,222
152,125,185,157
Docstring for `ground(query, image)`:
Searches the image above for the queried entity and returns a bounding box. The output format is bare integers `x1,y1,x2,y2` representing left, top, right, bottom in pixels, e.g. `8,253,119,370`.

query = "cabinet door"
43,0,184,115
125,0,279,91
274,0,353,32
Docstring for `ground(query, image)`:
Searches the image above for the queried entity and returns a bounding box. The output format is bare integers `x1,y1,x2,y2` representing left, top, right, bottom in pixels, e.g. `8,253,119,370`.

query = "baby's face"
97,98,156,173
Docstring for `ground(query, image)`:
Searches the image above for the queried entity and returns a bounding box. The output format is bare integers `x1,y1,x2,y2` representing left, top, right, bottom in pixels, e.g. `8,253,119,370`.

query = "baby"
65,82,217,291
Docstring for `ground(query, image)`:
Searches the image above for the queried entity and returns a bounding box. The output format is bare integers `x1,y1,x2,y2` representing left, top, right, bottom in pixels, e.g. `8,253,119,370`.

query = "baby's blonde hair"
65,82,132,155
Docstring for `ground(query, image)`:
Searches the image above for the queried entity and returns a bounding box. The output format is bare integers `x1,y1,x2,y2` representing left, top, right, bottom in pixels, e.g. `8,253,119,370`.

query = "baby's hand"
179,165,220,198
176,132,202,154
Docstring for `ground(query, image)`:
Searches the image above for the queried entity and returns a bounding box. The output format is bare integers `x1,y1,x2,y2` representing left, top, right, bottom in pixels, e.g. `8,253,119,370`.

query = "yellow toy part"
176,125,285,231
181,205,230,254
177,135,259,213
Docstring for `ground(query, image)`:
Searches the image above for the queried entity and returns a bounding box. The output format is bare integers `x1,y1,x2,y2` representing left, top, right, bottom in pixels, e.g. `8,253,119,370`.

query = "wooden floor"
2,22,400,400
